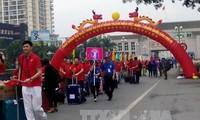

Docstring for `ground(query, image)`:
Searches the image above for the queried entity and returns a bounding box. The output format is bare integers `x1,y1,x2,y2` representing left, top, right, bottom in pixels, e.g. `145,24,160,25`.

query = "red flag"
4,79,21,87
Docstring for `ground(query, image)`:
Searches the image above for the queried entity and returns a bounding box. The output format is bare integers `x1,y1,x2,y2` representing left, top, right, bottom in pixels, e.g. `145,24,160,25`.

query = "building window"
4,16,8,20
10,15,17,19
4,12,9,15
4,7,8,10
10,6,16,10
142,36,147,40
18,10,25,14
19,20,25,23
18,15,25,19
186,32,192,38
125,52,129,56
10,11,17,15
4,2,8,6
10,20,17,24
4,21,9,24
131,52,135,55
131,42,136,50
11,1,16,5
18,1,23,4
124,42,129,51
118,42,122,51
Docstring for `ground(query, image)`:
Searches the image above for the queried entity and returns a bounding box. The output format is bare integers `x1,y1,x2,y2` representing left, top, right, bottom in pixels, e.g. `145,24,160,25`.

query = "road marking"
113,80,161,120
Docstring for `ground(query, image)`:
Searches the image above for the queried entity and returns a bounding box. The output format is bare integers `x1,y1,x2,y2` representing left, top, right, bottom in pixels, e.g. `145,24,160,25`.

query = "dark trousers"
148,69,153,77
66,78,72,85
139,70,142,77
153,70,158,77
84,75,90,96
135,71,140,83
163,69,168,79
130,71,136,83
46,91,57,108
78,81,85,90
104,76,115,99
66,78,72,90
90,83,100,99
78,80,87,101
159,68,163,76
130,71,140,83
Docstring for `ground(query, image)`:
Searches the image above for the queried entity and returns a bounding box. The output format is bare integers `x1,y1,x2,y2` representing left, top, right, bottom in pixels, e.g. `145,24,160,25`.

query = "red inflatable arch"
51,11,198,78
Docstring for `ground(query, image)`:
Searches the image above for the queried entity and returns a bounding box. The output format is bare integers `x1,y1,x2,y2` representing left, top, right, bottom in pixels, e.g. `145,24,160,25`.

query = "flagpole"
72,49,75,64
93,59,96,86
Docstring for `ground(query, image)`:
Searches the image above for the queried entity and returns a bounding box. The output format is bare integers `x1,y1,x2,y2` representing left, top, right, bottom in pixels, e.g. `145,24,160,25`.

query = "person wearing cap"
101,56,116,101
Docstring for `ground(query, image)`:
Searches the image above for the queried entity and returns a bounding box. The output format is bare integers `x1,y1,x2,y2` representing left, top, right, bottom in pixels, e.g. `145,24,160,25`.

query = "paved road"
47,68,200,120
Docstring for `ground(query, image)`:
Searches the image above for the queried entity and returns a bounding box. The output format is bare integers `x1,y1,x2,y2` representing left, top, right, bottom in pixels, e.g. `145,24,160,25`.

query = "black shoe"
107,98,112,101
94,98,97,102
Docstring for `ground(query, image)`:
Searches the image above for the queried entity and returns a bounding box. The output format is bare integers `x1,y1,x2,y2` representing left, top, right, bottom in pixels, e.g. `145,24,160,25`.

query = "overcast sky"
53,0,200,38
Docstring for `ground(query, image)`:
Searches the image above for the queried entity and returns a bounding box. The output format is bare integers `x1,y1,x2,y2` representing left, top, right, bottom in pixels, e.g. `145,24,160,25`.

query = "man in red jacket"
71,56,86,102
132,57,140,84
127,57,140,84
18,41,47,120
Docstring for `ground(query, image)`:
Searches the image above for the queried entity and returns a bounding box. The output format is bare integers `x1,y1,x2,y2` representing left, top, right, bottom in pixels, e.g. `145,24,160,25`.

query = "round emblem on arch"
180,43,187,50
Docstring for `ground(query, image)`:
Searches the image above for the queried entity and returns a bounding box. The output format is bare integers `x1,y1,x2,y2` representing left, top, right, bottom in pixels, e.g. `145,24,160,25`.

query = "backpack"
159,61,163,69
165,60,171,71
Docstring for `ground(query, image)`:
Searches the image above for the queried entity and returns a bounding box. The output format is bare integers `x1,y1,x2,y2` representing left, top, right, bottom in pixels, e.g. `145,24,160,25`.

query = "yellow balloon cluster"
112,12,120,20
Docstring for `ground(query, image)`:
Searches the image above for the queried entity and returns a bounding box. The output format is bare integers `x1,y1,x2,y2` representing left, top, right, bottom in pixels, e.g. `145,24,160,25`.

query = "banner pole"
93,59,96,86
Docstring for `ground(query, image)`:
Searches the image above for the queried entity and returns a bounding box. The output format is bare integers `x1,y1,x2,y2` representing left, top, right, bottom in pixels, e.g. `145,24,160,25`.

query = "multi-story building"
0,0,54,35
110,20,200,59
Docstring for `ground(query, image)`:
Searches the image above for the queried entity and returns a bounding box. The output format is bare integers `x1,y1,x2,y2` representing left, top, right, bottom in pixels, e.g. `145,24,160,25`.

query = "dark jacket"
43,64,59,93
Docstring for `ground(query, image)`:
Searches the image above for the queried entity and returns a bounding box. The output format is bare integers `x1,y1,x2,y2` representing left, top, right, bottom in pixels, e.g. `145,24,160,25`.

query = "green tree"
79,36,117,52
73,36,117,61
100,37,117,51
67,36,117,61
6,41,22,68
33,41,58,60
123,0,200,12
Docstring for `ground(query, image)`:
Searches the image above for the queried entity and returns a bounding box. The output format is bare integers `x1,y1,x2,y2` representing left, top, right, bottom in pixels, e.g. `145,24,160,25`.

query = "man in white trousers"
18,41,47,120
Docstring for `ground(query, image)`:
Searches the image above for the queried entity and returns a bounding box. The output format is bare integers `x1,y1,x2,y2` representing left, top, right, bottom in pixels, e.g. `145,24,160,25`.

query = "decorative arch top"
51,9,198,78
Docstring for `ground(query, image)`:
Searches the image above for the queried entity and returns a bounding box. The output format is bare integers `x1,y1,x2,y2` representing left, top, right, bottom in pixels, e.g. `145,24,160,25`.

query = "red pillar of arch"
51,20,198,78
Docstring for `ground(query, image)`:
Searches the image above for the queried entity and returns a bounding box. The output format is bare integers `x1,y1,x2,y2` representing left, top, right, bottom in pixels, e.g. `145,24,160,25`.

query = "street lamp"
174,25,183,43
149,47,152,56
121,37,127,54
135,42,139,55
143,45,147,54
121,37,127,60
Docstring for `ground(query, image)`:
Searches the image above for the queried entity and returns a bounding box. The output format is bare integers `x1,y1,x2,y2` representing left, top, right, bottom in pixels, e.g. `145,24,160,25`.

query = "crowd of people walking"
1,41,177,120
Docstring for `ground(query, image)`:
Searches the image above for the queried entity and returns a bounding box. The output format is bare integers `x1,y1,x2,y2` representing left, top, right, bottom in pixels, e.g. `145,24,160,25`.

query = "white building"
110,20,200,59
0,0,54,35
